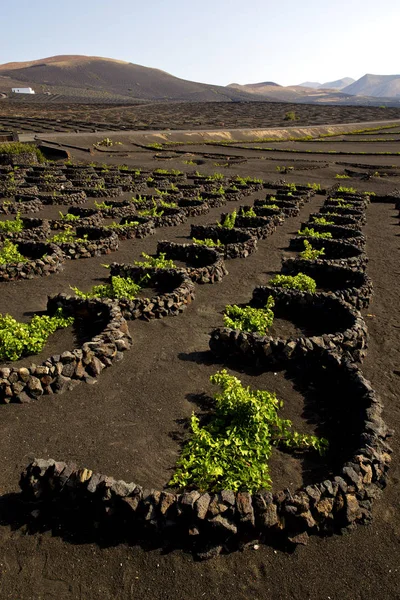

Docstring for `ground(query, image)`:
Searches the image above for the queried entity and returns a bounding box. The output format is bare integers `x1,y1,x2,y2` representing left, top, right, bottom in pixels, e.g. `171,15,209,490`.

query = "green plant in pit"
170,183,179,191
260,204,280,211
71,274,149,300
218,210,237,229
223,296,274,334
306,182,322,190
154,168,182,175
299,240,325,260
207,172,224,181
105,221,139,230
364,191,376,196
192,237,223,248
213,185,225,196
311,216,334,225
94,200,112,211
337,186,357,193
183,160,196,166
134,252,176,269
147,176,154,184
154,188,169,197
159,198,178,209
335,174,350,179
138,200,164,218
285,183,297,191
239,207,257,218
0,308,74,362
169,370,328,492
284,110,298,121
0,142,44,162
269,273,317,293
0,212,24,233
147,143,163,150
95,138,122,147
59,212,80,222
298,227,332,239
236,176,263,184
0,240,27,265
332,199,352,209
131,194,146,204
49,226,88,244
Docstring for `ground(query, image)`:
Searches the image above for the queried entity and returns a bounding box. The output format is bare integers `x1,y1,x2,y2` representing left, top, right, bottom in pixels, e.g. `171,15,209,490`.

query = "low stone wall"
290,230,366,251
190,225,258,259
280,258,373,309
56,226,119,259
178,199,211,217
224,214,277,240
81,187,123,198
0,296,132,403
0,198,43,214
157,241,228,284
307,212,363,230
33,191,88,206
0,241,65,281
152,208,188,228
212,289,367,363
19,349,392,553
319,205,367,225
292,237,368,270
108,265,196,320
113,217,156,240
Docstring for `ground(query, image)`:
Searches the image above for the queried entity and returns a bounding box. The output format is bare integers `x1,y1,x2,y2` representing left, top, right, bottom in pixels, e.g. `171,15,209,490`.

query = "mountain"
0,55,260,102
298,78,355,90
298,81,322,89
319,77,355,90
342,74,400,98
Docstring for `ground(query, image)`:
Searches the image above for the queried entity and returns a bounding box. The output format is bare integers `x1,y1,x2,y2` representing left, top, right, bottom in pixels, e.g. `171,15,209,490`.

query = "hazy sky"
2,0,399,86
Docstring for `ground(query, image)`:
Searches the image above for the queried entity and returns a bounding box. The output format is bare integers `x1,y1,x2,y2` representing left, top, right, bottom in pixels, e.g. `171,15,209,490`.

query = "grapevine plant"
269,273,317,293
71,274,149,300
298,227,332,239
299,240,325,260
192,238,223,248
0,240,27,265
0,309,74,362
0,213,24,233
169,370,328,492
134,252,176,269
224,296,275,334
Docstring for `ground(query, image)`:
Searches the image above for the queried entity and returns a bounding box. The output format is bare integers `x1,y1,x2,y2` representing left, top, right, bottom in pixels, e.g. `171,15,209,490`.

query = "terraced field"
0,125,399,600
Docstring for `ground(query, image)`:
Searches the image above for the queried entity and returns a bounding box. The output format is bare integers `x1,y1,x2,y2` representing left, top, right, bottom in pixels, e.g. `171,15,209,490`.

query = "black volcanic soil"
2,100,400,133
0,129,399,599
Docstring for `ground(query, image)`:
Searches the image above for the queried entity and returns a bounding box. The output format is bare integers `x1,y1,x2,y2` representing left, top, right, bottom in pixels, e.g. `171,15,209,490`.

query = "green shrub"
332,199,352,209
59,212,80,222
94,201,112,211
260,204,280,211
299,240,325,260
105,220,139,230
311,216,334,225
239,207,257,218
335,174,350,179
71,275,148,300
337,186,357,193
223,297,274,334
218,210,237,229
269,273,317,293
307,182,322,190
0,240,27,264
169,369,328,492
159,198,178,209
134,252,176,269
284,111,298,121
0,308,73,362
0,213,24,233
192,238,223,248
298,227,332,239
0,142,44,162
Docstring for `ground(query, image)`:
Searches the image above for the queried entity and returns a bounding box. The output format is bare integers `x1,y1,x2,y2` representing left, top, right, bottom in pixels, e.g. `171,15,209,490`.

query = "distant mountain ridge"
298,78,355,90
342,74,400,98
0,55,399,105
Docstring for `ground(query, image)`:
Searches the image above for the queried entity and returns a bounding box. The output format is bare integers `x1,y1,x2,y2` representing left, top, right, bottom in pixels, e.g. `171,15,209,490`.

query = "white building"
11,87,35,94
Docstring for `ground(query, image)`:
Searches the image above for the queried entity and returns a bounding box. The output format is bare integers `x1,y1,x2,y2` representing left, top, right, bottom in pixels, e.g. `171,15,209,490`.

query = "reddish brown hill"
0,55,260,102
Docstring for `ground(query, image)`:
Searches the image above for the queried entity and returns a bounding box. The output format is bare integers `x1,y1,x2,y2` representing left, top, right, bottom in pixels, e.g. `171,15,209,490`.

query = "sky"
1,0,400,87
